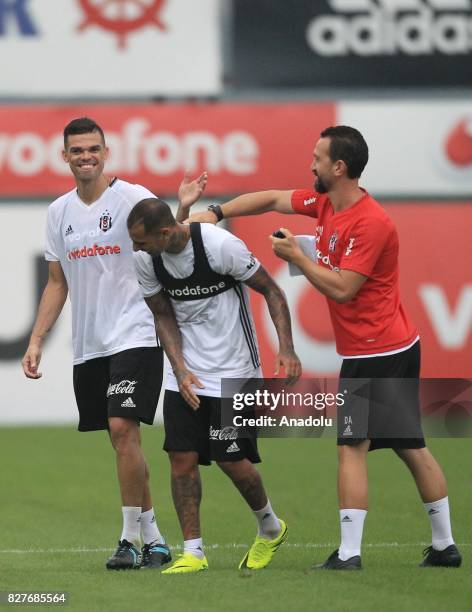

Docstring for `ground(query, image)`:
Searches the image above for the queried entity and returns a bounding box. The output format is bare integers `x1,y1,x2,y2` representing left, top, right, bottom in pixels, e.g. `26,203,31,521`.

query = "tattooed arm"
244,266,302,383
145,291,203,409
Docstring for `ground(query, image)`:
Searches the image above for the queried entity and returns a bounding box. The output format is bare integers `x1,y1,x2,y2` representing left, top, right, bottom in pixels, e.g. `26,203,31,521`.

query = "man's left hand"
274,348,302,384
178,170,208,209
269,228,304,264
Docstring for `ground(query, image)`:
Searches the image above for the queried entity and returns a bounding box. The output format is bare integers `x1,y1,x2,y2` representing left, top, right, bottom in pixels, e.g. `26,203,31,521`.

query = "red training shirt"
291,189,418,357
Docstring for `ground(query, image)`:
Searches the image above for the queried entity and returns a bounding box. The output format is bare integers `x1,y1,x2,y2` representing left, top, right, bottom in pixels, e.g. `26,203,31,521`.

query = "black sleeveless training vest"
152,223,238,301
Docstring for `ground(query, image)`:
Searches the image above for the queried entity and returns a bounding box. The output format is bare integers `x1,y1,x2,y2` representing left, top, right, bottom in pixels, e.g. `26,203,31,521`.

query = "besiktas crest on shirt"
328,230,338,253
99,210,113,232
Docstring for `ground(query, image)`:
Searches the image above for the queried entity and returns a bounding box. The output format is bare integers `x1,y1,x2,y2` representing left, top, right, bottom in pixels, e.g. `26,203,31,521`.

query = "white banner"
0,203,77,424
0,0,221,96
339,101,472,197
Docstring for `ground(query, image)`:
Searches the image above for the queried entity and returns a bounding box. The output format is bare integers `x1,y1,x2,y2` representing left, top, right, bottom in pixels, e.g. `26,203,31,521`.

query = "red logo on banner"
444,118,472,167
77,0,166,49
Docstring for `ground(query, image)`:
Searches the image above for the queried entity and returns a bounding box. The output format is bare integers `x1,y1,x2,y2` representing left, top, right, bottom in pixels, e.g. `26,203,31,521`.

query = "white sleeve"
131,183,156,201
133,251,163,298
122,183,157,211
207,231,260,282
44,207,59,262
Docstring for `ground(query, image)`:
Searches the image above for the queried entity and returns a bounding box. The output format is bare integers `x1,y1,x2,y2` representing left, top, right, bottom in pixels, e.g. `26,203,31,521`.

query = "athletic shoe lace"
141,545,151,563
116,540,133,556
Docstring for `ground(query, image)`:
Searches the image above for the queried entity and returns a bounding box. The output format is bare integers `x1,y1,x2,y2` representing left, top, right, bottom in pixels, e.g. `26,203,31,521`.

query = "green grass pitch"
0,426,470,611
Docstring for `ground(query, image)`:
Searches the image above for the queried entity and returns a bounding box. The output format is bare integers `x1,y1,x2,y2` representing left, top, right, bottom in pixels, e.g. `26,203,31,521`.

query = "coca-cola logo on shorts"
107,379,137,396
209,426,238,441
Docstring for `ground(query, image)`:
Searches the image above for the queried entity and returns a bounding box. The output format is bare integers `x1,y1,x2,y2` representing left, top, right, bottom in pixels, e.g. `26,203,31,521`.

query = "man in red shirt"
181,125,462,570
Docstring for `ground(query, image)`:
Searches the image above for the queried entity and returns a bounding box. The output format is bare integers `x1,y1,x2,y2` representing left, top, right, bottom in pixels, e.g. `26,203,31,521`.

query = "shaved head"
127,198,176,234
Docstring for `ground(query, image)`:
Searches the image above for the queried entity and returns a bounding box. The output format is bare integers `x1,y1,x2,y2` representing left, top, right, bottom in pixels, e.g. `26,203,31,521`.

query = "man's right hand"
175,368,204,410
22,344,43,379
184,210,219,225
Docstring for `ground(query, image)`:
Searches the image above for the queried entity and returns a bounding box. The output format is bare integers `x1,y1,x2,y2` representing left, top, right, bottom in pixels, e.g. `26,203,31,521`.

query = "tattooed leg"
168,451,202,540
217,459,268,510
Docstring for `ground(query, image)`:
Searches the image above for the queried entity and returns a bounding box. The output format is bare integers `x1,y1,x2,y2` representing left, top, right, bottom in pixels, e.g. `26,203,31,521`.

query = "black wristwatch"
207,203,224,222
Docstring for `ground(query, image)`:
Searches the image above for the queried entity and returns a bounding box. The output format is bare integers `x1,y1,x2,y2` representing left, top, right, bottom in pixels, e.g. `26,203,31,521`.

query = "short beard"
314,176,329,193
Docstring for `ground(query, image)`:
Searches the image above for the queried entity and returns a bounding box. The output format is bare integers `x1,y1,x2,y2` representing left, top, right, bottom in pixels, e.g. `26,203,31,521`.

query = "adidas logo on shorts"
226,441,240,454
121,397,136,408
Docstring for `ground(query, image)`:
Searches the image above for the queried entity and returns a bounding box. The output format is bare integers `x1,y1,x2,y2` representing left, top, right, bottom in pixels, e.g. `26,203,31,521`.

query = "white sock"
338,509,367,561
121,506,142,546
253,500,281,539
184,537,205,560
424,496,455,551
140,508,165,545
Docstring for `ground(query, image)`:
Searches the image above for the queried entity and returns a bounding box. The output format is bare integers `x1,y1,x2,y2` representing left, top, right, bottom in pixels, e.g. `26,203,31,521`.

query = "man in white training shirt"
127,197,302,574
21,117,206,570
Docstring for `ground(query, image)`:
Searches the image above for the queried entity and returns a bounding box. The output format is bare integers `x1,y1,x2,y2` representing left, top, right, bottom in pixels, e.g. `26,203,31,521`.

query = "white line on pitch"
0,542,469,554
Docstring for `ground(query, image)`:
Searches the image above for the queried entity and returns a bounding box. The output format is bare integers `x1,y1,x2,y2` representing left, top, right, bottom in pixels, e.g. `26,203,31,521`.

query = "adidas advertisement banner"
220,378,472,439
232,0,472,88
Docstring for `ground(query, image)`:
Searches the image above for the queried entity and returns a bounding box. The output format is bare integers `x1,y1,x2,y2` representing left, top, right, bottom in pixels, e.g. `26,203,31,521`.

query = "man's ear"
334,159,347,177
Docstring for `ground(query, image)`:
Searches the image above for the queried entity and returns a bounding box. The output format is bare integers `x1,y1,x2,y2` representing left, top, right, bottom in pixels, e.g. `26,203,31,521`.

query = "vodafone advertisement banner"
0,103,335,198
0,0,220,96
0,101,471,198
339,101,472,197
230,204,472,379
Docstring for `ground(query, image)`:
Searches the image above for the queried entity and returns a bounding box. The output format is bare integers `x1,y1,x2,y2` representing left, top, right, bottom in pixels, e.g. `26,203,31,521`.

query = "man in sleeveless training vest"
127,197,302,573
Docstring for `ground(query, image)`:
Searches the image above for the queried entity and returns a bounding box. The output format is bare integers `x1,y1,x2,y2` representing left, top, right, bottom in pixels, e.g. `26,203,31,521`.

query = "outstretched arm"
176,170,208,223
185,190,296,224
145,291,203,409
244,266,301,383
22,261,68,379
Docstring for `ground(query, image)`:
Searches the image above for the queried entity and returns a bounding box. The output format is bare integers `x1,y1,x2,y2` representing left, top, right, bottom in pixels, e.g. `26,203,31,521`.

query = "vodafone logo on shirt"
67,244,121,261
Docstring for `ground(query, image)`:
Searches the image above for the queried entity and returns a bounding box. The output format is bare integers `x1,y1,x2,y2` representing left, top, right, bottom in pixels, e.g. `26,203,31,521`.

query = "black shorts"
73,347,164,432
337,341,425,451
163,390,261,466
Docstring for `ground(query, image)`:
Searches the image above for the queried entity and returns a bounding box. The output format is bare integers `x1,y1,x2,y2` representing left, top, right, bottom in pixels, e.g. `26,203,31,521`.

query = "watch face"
208,204,222,220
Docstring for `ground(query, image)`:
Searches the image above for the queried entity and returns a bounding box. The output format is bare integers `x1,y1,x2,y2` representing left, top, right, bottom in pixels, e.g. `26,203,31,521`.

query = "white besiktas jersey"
134,224,262,397
45,179,158,364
